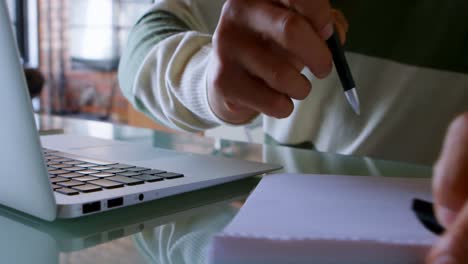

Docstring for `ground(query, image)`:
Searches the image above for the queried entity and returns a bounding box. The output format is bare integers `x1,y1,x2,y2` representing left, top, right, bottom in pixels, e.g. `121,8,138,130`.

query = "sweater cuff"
187,46,249,127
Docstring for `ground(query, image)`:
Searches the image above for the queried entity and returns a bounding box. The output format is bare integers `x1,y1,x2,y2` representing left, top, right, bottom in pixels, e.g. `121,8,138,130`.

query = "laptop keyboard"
42,148,184,196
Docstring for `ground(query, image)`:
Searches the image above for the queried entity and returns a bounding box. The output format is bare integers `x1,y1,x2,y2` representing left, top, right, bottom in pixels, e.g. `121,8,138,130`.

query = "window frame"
12,0,39,68
68,0,153,71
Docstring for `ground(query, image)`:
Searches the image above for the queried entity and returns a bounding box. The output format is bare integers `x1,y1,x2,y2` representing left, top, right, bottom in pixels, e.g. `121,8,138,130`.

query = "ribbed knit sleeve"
119,11,191,102
118,4,228,132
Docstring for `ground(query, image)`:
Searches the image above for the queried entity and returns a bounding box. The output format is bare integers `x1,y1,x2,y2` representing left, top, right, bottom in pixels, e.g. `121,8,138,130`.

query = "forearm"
119,10,189,100
118,4,225,132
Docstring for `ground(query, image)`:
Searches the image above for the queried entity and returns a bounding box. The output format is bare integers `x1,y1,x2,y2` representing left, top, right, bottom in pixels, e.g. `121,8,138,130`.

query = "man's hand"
428,113,468,264
207,0,348,124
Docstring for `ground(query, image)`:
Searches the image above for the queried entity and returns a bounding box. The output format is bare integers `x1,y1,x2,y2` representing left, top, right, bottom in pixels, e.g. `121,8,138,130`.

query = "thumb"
433,113,468,227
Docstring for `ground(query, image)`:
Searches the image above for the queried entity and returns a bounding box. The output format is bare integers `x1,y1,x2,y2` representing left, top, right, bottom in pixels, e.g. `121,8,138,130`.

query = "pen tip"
353,103,361,115
345,88,361,115
354,106,361,116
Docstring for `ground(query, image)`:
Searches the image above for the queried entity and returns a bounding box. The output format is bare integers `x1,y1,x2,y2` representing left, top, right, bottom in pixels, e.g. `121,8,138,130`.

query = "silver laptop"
0,1,280,221
0,177,257,262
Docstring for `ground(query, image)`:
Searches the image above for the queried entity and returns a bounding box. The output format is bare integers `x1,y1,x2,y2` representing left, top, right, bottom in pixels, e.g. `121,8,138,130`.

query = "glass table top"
0,115,432,264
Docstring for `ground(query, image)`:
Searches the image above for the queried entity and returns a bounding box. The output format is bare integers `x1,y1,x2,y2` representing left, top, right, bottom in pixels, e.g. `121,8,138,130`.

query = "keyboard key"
90,172,115,178
89,179,124,189
43,149,58,154
92,166,113,171
73,159,115,166
62,166,86,172
158,172,184,179
111,164,135,169
126,167,150,172
46,161,61,166
51,184,62,190
76,163,99,168
77,169,99,175
60,173,83,179
48,169,69,175
117,172,141,177
107,176,144,186
105,169,127,174
53,158,73,162
74,176,100,182
57,180,85,188
52,153,116,166
133,174,164,182
62,160,86,165
72,184,102,193
56,188,79,196
45,155,59,160
50,163,73,169
50,177,69,183
147,169,166,175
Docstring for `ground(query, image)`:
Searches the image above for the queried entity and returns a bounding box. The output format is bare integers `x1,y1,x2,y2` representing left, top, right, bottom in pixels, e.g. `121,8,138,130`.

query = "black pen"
326,31,361,115
412,198,446,235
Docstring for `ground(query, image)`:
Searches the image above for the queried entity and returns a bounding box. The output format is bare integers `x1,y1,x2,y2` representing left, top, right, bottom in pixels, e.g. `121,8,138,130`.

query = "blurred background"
7,0,264,141
5,0,168,129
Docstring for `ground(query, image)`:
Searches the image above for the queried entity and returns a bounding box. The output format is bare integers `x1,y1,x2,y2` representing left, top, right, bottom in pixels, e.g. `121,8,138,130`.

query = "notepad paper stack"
208,174,437,264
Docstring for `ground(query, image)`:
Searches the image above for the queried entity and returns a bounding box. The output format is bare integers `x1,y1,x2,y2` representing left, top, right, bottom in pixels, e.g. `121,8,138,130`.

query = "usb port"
107,197,123,208
82,201,101,214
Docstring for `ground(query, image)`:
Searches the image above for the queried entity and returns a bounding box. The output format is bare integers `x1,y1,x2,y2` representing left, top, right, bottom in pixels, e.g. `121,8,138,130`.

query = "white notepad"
209,174,437,264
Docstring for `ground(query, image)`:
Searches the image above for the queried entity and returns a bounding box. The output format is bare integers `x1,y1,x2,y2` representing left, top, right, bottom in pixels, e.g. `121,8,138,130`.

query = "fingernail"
431,255,456,264
320,22,334,40
436,207,457,228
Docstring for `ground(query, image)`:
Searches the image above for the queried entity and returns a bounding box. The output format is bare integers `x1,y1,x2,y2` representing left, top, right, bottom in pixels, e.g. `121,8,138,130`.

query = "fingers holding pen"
209,0,346,123
224,30,312,100
273,0,334,40
208,54,295,120
209,36,296,120
332,9,348,44
228,74,295,119
226,0,333,78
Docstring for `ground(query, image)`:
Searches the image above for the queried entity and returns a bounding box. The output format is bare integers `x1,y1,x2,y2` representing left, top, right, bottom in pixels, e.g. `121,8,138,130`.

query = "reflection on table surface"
0,176,257,264
35,114,431,177
0,114,432,264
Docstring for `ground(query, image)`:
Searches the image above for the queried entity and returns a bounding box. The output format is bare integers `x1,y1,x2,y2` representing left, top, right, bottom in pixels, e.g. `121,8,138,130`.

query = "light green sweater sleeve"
118,10,190,107
118,2,229,132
